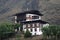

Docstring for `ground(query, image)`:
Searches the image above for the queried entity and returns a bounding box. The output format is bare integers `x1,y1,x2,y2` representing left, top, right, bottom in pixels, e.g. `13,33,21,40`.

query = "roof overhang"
21,20,48,24
14,10,43,16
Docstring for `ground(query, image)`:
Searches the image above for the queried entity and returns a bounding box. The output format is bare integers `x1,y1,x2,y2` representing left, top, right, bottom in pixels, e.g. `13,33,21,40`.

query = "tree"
42,25,60,40
14,24,21,31
24,30,32,38
0,23,15,39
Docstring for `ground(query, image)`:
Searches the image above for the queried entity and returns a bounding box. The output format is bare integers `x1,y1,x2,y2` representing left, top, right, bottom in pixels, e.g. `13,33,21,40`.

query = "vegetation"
0,23,15,39
0,23,22,40
14,24,20,31
42,25,60,40
24,30,32,38
16,34,21,40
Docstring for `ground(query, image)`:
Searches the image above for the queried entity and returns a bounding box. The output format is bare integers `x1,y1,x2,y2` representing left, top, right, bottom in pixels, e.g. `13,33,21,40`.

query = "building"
14,10,49,35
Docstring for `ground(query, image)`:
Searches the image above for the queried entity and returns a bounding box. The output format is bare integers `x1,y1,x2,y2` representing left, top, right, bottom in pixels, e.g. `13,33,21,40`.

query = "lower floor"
22,23,49,36
23,28,42,35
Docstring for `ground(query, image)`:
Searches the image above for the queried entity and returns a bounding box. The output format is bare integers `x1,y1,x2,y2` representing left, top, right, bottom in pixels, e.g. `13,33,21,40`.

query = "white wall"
30,28,35,35
15,16,17,23
39,16,41,19
23,24,26,31
23,28,42,36
43,23,49,27
23,23,49,36
36,28,42,35
16,23,49,36
31,28,42,35
15,16,17,19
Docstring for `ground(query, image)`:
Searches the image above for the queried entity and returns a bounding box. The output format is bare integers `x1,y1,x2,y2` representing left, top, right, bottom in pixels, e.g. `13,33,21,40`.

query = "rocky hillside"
0,0,60,25
39,0,60,25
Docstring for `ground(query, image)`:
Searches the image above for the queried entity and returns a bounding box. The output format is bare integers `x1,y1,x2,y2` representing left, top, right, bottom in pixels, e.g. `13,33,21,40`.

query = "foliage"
14,24,20,29
16,34,21,40
14,23,23,31
24,30,32,38
42,25,60,40
0,23,15,39
42,26,51,37
20,25,23,31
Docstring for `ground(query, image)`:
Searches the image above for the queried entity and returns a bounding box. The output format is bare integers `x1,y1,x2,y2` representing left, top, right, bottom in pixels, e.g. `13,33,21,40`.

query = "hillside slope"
39,0,60,25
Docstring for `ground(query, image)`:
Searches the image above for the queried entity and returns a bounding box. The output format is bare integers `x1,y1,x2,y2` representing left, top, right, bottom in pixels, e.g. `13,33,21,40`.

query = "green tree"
0,23,15,39
24,30,32,38
14,24,20,31
42,25,60,40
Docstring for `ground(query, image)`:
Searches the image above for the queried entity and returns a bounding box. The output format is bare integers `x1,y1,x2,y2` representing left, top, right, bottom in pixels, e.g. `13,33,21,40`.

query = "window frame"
32,24,35,27
36,23,39,27
28,24,30,27
35,28,37,31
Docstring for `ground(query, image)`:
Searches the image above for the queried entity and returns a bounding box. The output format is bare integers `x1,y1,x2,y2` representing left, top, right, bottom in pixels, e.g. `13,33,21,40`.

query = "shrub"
0,23,15,39
14,24,20,29
42,25,60,40
24,30,32,38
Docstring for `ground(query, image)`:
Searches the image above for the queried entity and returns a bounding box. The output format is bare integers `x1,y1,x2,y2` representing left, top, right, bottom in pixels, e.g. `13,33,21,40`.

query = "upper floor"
14,10,43,23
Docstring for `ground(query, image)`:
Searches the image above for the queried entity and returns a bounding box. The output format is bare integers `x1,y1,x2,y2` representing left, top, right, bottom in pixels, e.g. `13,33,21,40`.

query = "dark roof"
21,20,48,24
14,10,43,16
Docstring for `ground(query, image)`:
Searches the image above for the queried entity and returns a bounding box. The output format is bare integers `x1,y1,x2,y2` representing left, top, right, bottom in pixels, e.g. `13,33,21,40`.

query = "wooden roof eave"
13,10,43,16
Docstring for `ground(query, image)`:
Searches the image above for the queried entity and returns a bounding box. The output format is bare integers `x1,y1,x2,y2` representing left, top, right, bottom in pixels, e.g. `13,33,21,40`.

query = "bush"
42,25,60,40
14,24,21,31
0,23,15,39
24,30,32,38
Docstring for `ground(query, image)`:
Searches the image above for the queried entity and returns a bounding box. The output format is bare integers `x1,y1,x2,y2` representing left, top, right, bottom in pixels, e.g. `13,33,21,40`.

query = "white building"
14,10,49,36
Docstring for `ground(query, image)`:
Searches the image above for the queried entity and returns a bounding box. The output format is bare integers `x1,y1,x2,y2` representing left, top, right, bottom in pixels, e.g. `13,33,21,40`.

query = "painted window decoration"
32,24,35,27
29,15,32,19
36,23,39,27
26,14,32,21
28,24,30,27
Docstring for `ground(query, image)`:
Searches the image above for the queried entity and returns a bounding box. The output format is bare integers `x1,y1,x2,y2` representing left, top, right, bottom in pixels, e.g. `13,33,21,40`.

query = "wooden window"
28,24,30,27
29,15,32,19
34,23,37,27
32,24,35,27
36,23,39,27
32,16,39,19
35,28,37,31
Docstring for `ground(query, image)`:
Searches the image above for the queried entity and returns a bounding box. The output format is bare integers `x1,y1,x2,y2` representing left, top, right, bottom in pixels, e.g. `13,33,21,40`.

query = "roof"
21,20,48,24
14,10,43,16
